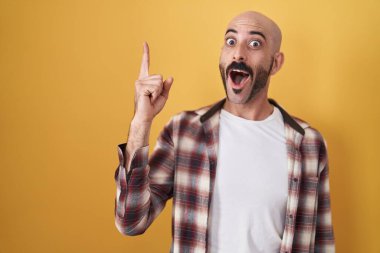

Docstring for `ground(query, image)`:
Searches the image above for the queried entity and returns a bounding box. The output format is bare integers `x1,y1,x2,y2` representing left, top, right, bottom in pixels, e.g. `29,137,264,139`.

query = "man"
114,11,335,253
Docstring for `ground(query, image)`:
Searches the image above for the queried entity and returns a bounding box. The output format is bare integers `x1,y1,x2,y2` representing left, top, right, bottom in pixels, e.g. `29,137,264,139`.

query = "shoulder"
292,115,327,145
290,114,329,174
290,114,328,165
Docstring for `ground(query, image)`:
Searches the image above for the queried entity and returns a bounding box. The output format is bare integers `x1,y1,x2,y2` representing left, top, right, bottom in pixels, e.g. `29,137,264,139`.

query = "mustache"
226,61,253,77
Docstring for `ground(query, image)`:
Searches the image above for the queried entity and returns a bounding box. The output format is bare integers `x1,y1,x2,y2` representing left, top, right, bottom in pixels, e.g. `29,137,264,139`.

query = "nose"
233,44,247,61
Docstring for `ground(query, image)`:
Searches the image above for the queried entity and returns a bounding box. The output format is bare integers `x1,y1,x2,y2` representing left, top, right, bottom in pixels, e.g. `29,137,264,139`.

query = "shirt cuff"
117,143,149,170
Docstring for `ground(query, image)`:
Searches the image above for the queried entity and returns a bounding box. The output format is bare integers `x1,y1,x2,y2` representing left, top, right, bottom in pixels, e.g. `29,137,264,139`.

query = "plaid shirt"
114,98,335,253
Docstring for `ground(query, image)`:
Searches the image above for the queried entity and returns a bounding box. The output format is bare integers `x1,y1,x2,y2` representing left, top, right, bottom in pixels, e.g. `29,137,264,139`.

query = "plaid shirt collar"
199,97,306,135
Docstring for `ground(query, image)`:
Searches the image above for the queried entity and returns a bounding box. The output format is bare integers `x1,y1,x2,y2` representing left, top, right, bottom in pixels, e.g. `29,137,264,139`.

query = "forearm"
115,144,151,236
124,119,152,170
115,118,175,236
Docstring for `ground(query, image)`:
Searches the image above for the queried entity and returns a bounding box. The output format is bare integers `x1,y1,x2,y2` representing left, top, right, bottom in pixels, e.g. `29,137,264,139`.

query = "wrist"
131,117,153,128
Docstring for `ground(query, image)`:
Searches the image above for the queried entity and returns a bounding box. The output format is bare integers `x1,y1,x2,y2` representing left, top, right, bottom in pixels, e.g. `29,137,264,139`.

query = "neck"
223,93,274,121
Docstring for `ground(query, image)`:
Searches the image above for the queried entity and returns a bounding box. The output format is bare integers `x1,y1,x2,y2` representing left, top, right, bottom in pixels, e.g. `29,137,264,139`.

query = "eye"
249,40,261,48
226,38,236,46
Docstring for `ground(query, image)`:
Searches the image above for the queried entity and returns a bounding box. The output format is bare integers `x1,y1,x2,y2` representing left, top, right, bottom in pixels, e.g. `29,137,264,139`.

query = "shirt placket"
280,124,304,253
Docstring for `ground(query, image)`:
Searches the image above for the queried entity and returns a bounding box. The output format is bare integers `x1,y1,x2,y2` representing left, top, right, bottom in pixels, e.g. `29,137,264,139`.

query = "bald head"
226,11,282,52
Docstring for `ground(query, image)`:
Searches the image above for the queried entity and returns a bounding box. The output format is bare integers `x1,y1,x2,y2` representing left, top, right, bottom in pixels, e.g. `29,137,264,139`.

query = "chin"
226,89,249,104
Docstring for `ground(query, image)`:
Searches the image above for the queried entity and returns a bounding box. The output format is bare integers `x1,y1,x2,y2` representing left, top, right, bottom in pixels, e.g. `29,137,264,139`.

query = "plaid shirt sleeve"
114,118,175,236
315,138,335,252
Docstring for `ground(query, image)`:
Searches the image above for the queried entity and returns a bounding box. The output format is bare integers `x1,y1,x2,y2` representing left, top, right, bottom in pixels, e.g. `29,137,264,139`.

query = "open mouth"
228,69,251,88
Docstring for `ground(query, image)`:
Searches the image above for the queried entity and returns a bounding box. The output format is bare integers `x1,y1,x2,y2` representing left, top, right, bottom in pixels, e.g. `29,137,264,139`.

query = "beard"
219,58,274,104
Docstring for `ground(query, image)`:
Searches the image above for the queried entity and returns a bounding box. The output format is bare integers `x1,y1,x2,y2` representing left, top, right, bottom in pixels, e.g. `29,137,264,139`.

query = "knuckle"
153,81,163,87
151,81,163,88
151,74,163,80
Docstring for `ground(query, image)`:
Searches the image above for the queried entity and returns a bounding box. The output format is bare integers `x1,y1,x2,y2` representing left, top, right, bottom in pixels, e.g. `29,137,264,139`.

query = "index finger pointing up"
139,41,150,79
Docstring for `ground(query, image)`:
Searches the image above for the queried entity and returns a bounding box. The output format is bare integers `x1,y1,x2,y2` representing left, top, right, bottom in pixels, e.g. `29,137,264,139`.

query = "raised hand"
133,42,174,123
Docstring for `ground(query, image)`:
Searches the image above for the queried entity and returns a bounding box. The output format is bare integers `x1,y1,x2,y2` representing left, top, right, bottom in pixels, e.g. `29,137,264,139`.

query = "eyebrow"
225,28,266,40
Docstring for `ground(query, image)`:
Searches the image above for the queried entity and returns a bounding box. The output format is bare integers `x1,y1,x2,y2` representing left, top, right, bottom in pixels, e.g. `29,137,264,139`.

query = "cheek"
218,56,225,66
219,47,231,61
250,53,269,65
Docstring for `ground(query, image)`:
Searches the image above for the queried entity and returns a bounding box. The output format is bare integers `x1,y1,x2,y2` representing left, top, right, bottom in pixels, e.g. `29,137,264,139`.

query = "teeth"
229,69,249,75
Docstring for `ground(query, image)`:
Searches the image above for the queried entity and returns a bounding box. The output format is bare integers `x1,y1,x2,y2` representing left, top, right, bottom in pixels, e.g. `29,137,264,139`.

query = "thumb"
161,76,174,99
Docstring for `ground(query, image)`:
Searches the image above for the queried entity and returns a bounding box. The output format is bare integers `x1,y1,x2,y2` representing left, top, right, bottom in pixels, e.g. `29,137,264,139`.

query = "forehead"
228,16,264,29
225,13,277,39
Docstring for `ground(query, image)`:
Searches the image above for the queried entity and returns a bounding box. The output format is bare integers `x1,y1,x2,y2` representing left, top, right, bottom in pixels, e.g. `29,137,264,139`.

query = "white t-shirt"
207,106,288,253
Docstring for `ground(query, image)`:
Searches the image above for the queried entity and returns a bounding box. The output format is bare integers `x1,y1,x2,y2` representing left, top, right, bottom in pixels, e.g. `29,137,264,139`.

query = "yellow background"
1,0,379,252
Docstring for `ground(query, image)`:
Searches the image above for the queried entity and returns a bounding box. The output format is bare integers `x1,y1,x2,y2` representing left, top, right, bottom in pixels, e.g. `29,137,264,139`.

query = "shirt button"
293,178,298,183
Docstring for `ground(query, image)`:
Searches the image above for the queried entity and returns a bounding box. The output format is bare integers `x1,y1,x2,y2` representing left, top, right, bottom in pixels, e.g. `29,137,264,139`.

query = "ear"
270,52,284,76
